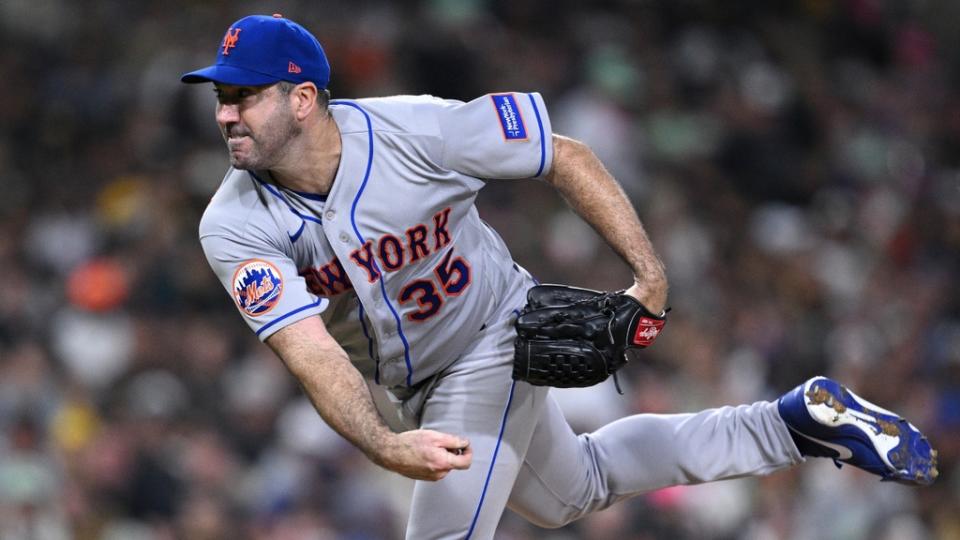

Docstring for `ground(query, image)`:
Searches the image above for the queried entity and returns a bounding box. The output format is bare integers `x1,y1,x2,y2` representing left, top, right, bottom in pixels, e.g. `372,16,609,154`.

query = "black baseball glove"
513,284,667,393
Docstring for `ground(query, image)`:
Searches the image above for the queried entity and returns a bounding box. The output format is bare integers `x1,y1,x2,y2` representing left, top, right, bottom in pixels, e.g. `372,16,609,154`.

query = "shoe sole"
803,377,938,486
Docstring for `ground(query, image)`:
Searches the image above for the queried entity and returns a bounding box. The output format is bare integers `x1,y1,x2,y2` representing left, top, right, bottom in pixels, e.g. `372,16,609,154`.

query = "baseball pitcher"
181,14,937,540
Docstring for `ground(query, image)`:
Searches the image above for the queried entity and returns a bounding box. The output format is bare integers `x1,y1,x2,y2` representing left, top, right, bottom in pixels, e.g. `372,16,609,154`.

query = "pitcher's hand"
378,429,472,481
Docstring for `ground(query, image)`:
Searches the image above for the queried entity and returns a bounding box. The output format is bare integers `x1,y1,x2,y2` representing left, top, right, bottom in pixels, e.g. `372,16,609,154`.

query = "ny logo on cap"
221,28,242,55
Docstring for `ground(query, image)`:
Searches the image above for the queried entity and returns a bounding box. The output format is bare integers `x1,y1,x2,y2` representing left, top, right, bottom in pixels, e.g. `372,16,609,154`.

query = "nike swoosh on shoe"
787,426,854,460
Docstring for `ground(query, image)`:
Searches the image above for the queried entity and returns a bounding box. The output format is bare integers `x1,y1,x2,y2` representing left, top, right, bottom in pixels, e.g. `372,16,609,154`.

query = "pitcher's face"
214,83,301,170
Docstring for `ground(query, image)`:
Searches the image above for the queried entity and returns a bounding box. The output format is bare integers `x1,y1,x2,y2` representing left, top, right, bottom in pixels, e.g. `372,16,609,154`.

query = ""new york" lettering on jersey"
299,207,454,295
349,207,452,283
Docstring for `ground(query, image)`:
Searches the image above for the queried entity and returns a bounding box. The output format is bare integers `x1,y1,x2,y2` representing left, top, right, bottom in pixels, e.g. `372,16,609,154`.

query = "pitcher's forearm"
266,322,395,463
545,135,667,312
266,320,473,481
297,348,396,464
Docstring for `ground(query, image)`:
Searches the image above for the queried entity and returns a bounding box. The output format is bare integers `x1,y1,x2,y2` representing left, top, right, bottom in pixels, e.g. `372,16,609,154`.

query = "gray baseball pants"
394,309,803,539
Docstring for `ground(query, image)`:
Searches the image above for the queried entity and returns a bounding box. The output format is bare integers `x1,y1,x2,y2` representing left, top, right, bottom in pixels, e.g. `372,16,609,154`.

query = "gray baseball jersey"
200,92,551,388
200,92,803,539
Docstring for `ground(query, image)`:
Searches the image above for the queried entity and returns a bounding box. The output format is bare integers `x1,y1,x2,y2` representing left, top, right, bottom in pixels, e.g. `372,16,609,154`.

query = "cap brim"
180,64,281,85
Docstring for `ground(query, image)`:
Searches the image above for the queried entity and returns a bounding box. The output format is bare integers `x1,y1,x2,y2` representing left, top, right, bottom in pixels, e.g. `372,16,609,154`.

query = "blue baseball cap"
181,14,330,89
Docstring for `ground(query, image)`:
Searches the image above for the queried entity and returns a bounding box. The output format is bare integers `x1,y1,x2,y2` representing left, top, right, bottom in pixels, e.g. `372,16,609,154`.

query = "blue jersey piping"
250,172,322,244
332,99,415,387
289,188,328,201
465,381,517,539
527,94,546,177
256,298,326,338
357,301,379,384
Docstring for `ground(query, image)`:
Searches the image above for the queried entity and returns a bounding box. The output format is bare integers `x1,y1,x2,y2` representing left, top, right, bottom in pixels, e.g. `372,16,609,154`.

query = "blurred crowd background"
1,0,959,538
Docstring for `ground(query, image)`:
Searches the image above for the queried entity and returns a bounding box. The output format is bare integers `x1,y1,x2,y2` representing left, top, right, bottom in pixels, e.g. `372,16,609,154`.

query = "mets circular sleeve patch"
232,259,284,316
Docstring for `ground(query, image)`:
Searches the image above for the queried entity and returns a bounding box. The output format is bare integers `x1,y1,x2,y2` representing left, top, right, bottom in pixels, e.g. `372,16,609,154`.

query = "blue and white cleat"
778,376,938,486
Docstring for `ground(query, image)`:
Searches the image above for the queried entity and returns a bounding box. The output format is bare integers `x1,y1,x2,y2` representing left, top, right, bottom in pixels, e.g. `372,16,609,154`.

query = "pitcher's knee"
676,453,732,483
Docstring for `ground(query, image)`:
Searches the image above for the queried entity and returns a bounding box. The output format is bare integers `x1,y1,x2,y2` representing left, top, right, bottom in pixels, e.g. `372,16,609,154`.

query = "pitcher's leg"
509,395,802,528
403,314,550,540
405,377,549,539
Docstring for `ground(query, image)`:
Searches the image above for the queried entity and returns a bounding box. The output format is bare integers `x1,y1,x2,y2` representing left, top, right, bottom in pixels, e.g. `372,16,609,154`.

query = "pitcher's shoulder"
331,95,455,136
198,168,265,240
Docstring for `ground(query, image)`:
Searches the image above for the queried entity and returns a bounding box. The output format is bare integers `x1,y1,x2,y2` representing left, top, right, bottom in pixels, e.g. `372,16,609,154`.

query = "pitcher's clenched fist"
379,430,472,481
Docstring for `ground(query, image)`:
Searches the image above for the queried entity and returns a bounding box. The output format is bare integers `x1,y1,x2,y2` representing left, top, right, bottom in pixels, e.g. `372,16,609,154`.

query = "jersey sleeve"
200,232,328,342
435,92,554,180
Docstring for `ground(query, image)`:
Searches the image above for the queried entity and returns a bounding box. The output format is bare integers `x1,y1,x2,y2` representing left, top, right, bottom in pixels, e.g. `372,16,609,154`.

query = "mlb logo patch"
232,259,283,316
490,94,528,141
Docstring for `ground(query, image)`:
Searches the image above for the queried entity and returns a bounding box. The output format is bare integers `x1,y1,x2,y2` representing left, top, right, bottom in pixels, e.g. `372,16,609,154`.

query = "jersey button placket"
326,210,349,243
